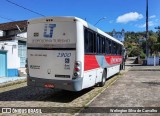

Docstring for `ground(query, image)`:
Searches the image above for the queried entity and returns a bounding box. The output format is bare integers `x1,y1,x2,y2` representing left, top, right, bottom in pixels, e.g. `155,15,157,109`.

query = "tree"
129,47,140,57
154,29,160,55
111,30,159,56
153,43,160,55
148,35,157,55
157,29,160,43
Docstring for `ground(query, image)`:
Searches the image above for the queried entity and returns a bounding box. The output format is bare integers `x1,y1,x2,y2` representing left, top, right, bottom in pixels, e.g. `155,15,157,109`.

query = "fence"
147,56,159,66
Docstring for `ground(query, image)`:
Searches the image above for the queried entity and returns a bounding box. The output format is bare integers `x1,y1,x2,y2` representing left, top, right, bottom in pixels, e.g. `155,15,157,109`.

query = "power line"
0,15,15,22
0,15,24,32
6,0,45,17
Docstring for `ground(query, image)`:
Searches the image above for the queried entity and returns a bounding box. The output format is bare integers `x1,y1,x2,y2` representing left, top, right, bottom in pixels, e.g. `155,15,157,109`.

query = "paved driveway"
79,65,160,116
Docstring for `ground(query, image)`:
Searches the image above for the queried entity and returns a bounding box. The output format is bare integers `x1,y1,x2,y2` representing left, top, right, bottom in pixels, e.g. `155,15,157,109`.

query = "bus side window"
111,42,114,55
96,35,100,54
84,29,89,53
99,36,103,54
117,45,119,55
109,40,112,54
99,35,105,54
120,46,123,55
118,45,122,55
114,42,117,55
84,28,96,54
93,33,96,53
102,37,105,54
112,42,116,55
115,43,118,55
105,38,109,54
88,31,94,53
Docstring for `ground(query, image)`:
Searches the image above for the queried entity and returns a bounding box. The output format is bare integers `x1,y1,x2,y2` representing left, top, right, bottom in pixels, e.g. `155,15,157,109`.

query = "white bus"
27,16,125,91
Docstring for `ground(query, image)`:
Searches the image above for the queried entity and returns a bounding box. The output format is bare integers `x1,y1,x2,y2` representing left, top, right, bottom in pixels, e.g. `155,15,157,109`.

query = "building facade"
0,20,27,77
112,29,125,42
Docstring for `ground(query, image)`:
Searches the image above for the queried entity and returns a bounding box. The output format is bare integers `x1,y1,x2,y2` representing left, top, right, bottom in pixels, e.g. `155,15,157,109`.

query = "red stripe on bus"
84,55,123,71
84,55,99,71
105,56,123,65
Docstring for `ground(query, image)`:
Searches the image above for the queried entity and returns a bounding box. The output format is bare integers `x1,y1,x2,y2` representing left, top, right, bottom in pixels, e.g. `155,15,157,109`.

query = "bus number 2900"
57,53,71,57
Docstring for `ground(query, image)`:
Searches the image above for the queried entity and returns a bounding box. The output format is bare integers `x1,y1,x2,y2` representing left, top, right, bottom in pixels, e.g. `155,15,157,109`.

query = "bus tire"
121,62,123,70
120,64,122,70
99,70,106,87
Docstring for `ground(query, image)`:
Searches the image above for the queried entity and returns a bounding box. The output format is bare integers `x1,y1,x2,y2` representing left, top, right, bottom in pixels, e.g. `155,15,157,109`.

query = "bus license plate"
44,83,54,88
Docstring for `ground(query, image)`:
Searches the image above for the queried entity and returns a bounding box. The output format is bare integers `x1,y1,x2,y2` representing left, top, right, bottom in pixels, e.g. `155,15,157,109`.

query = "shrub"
140,51,146,59
129,47,146,59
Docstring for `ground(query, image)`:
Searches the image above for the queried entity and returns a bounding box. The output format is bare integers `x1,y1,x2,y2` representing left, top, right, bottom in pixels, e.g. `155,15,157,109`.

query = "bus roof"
28,16,123,46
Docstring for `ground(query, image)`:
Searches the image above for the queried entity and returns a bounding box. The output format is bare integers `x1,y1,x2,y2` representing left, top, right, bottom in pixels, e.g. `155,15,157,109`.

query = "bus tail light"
75,62,80,66
74,67,80,71
73,61,81,79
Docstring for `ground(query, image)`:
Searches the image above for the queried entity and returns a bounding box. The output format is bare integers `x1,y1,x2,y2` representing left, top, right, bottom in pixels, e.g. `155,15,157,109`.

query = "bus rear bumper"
27,76,83,91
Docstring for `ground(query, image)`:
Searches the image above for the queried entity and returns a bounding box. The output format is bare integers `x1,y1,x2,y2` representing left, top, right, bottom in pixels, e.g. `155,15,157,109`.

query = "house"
112,29,125,42
0,20,27,77
138,37,146,45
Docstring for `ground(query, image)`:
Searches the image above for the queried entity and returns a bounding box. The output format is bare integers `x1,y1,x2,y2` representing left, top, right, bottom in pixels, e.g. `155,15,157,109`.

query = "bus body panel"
82,55,122,89
107,65,120,78
27,19,77,81
27,76,83,91
28,50,75,80
82,67,104,89
75,20,84,78
84,55,122,71
27,16,124,91
82,69,98,89
27,22,77,47
27,17,86,91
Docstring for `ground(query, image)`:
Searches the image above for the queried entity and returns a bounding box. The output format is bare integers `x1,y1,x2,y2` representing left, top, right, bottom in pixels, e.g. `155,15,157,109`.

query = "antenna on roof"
16,25,22,32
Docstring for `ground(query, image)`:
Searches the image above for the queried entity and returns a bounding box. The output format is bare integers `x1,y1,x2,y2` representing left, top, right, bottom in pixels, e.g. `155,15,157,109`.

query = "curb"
85,76,119,107
75,68,129,115
0,78,27,88
129,69,160,71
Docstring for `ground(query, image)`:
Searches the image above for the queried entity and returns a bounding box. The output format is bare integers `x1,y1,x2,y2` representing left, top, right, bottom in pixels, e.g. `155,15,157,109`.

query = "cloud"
137,21,154,28
149,15,156,19
116,12,143,23
147,21,154,27
155,19,159,22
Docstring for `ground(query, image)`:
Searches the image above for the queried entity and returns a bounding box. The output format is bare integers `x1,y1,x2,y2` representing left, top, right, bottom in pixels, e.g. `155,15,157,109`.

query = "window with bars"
18,42,27,67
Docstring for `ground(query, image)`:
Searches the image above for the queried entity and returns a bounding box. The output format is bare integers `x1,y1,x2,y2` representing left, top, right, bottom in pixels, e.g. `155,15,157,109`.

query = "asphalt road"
79,65,160,116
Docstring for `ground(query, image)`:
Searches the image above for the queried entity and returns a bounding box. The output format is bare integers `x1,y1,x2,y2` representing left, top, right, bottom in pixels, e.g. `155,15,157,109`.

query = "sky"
0,0,160,32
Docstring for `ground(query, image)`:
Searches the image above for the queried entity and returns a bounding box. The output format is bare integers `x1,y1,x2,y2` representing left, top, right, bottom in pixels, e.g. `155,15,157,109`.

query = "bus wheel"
99,70,106,87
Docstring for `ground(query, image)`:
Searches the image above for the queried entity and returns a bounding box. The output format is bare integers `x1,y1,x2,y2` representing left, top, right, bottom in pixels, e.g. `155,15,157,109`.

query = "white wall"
0,30,3,36
0,40,20,69
0,30,6,37
17,32,27,38
147,56,159,66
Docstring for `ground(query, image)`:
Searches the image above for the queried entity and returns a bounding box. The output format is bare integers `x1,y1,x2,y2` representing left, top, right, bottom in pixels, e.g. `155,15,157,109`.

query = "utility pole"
146,0,149,57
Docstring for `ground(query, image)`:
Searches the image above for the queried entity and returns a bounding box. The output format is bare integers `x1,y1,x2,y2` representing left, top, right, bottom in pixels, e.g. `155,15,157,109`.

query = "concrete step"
18,68,27,77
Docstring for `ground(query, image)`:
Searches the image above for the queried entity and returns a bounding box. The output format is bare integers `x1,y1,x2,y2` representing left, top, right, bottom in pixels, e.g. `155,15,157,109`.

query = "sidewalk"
130,65,160,71
79,62,160,115
0,76,26,87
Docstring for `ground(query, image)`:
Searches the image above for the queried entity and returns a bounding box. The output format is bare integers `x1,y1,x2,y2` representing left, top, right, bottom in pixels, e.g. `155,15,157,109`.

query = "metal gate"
0,51,7,77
